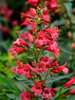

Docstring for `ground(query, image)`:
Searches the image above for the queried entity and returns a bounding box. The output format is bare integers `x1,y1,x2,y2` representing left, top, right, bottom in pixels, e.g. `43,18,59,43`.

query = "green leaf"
51,19,67,27
64,3,72,17
17,26,31,33
11,78,34,85
6,94,16,99
60,46,75,55
67,95,75,100
45,73,74,83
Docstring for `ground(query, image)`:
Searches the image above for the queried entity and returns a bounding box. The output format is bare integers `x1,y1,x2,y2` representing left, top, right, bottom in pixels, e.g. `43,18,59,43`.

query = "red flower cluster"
31,81,42,95
51,62,69,74
0,3,13,20
9,33,30,58
63,76,75,97
42,87,57,99
13,60,37,79
20,89,33,100
9,45,25,58
21,7,50,31
25,0,58,10
9,0,71,100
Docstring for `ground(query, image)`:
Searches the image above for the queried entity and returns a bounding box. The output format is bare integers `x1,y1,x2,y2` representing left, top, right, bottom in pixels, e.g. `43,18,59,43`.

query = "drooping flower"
31,81,42,95
20,89,33,100
13,33,30,48
64,76,75,88
66,89,75,95
51,62,69,74
9,45,26,58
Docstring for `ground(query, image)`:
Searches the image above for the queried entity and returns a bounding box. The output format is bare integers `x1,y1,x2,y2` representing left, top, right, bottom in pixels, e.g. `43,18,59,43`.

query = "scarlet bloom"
51,62,69,74
40,9,50,25
48,2,58,9
44,27,58,40
42,87,56,99
13,61,37,79
31,81,42,95
21,8,36,31
35,31,47,48
36,61,48,73
45,41,60,57
20,89,33,100
51,61,58,66
66,89,75,95
13,33,30,48
64,76,75,88
25,0,39,7
28,33,34,43
40,80,45,83
30,8,37,16
9,45,26,58
41,57,53,68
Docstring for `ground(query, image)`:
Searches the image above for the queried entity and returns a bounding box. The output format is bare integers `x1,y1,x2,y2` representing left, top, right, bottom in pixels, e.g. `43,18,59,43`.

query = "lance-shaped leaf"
45,73,74,84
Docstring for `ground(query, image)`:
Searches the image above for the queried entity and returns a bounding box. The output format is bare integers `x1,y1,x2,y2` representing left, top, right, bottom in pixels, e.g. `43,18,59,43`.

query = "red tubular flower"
36,57,53,73
30,22,36,31
25,0,39,7
36,61,47,73
44,27,58,40
31,81,42,95
40,14,50,25
51,88,57,92
64,76,75,88
48,2,58,9
45,41,60,57
13,61,37,79
30,8,37,16
66,89,75,95
50,73,53,77
20,89,33,100
46,0,58,10
13,33,30,48
51,62,69,74
41,57,53,68
51,61,58,66
40,80,45,83
35,31,47,48
42,87,56,99
9,45,26,58
28,33,34,43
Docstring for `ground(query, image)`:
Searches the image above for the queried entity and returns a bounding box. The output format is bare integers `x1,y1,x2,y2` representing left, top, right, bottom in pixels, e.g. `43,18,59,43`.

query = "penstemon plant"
9,0,75,100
